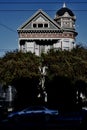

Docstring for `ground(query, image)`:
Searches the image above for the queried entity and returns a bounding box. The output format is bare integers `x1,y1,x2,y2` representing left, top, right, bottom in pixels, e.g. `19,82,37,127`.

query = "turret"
54,3,76,30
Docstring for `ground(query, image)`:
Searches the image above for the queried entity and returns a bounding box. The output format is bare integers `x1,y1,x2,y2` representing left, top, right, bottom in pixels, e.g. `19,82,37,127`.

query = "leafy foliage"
0,51,41,108
0,45,87,109
42,46,87,82
0,51,40,85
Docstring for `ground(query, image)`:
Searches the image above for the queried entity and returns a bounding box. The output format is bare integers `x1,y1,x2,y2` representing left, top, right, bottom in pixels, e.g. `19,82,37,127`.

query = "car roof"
22,106,47,111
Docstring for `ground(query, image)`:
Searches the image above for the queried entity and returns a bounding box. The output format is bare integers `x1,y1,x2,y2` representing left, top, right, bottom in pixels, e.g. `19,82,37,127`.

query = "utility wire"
0,9,87,12
0,2,86,12
0,23,16,33
0,2,87,4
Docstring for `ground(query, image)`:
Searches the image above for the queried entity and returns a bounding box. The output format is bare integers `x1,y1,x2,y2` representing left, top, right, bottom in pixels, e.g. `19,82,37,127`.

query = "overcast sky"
0,0,87,57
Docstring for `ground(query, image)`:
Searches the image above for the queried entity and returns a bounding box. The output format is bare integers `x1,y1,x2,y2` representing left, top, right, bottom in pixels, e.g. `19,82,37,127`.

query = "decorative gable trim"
17,9,61,32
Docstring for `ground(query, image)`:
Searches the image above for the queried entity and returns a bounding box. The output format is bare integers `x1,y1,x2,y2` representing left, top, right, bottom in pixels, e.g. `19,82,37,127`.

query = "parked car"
7,106,59,122
1,108,87,129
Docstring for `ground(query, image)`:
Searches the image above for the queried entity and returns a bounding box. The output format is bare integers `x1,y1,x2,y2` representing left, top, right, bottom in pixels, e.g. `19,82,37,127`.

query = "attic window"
32,23,49,28
33,23,37,28
44,23,48,28
38,23,43,28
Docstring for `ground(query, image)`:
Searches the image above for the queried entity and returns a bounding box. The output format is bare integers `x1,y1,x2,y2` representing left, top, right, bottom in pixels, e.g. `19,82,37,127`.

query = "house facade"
17,3,78,56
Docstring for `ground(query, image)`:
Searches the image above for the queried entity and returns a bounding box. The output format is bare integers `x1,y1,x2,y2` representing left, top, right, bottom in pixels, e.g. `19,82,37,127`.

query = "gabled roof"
17,9,61,31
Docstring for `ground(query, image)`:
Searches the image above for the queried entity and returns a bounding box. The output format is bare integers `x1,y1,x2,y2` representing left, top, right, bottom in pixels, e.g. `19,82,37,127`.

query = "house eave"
17,29,63,33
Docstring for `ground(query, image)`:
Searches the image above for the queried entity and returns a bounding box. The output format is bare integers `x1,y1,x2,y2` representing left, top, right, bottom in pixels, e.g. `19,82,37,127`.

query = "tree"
45,75,76,112
42,46,87,109
0,51,41,109
1,45,87,110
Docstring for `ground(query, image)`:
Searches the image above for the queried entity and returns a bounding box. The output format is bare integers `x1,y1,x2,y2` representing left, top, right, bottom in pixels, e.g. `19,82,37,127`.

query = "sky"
0,0,87,57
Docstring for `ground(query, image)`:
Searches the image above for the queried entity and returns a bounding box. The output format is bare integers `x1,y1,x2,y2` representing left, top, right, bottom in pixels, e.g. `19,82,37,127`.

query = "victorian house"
17,3,78,56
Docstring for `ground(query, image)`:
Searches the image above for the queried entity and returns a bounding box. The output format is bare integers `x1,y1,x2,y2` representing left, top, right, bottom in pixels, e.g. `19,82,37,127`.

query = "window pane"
44,23,48,28
38,23,43,28
33,23,36,28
